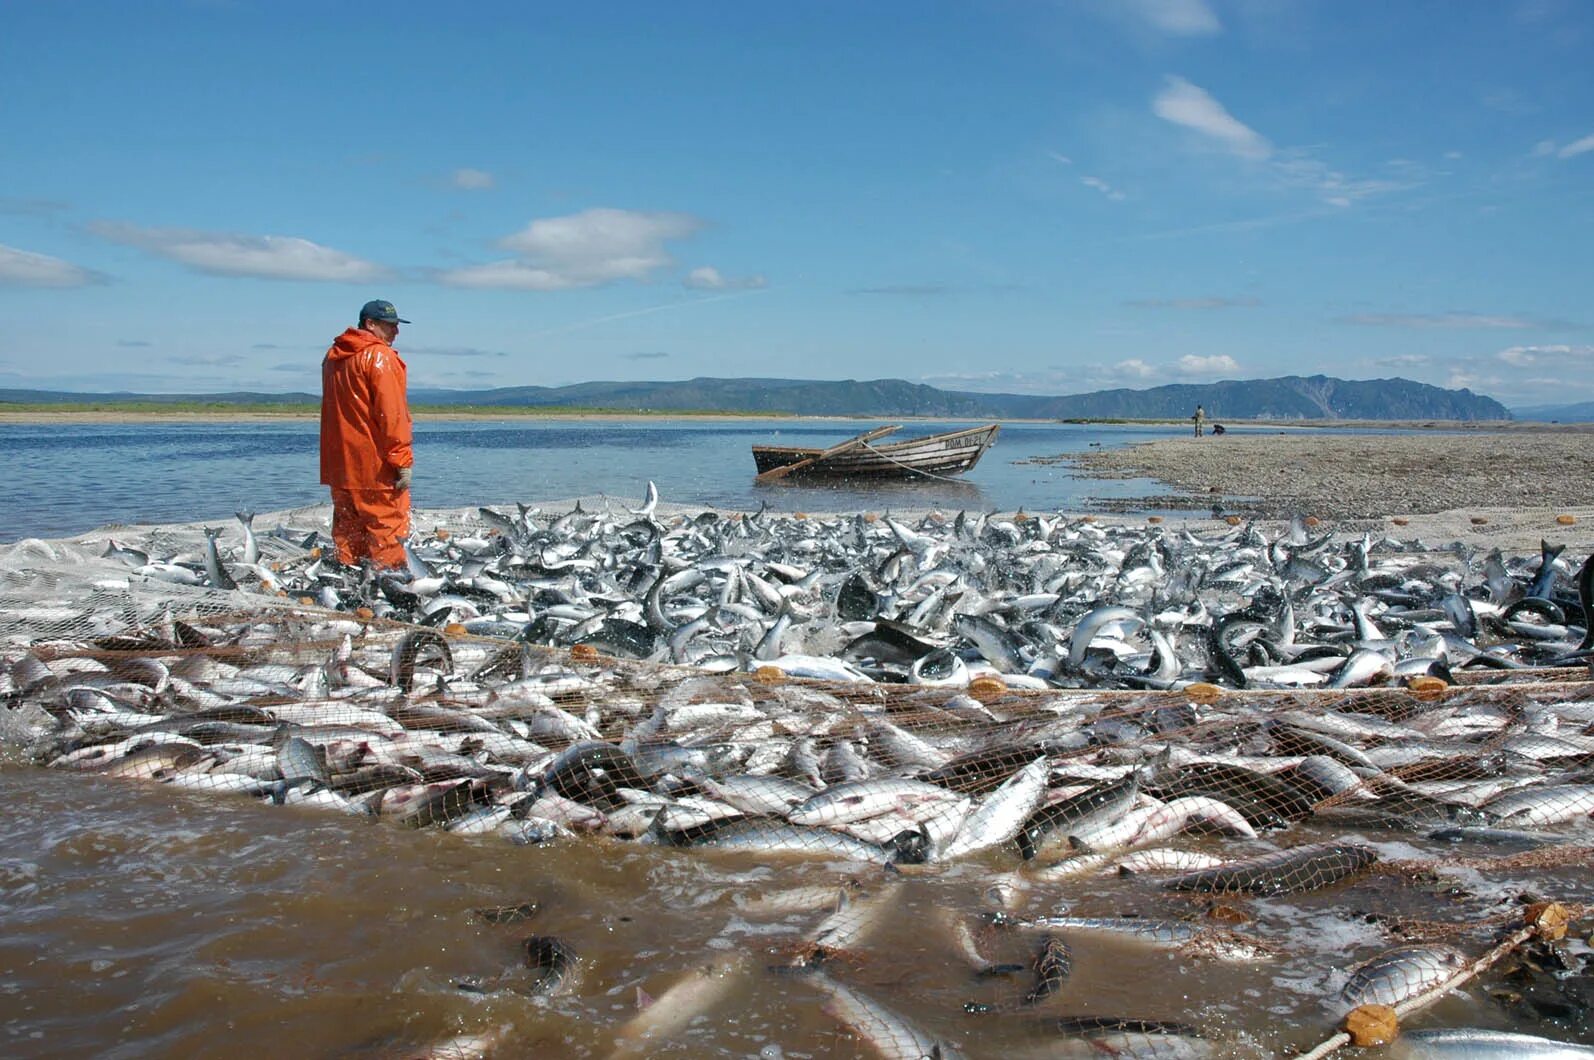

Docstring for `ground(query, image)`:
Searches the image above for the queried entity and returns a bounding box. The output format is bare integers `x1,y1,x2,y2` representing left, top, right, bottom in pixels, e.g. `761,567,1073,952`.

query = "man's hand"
394,466,413,492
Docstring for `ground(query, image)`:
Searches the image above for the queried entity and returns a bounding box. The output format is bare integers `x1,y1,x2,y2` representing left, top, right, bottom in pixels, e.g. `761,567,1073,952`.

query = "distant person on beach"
1192,404,1206,437
320,300,414,569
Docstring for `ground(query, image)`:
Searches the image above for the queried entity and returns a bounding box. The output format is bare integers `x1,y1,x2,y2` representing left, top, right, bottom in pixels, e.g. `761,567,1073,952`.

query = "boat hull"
751,425,999,479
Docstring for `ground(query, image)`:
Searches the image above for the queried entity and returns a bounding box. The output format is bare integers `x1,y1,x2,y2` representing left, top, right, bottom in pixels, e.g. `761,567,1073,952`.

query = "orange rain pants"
321,326,414,568
330,487,410,569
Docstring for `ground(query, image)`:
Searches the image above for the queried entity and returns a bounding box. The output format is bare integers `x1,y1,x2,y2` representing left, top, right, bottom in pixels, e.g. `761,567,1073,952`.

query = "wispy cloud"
450,167,496,190
1372,346,1594,408
1084,354,1239,386
1496,343,1594,367
1135,208,1335,241
849,284,951,296
1369,353,1432,368
924,353,1242,395
1080,176,1126,201
622,351,670,360
529,288,768,337
1338,312,1546,329
1557,132,1594,159
1152,76,1270,161
921,369,1078,394
438,207,702,290
1152,78,1413,207
0,198,71,217
1123,0,1221,36
1126,296,1259,310
405,346,509,359
90,222,388,282
684,265,768,290
169,353,245,367
117,339,152,348
0,243,107,287
1270,150,1413,207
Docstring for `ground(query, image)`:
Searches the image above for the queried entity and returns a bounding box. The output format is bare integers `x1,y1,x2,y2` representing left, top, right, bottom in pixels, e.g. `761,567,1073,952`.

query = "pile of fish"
98,488,1594,692
6,589,1594,1053
5,492,1594,1056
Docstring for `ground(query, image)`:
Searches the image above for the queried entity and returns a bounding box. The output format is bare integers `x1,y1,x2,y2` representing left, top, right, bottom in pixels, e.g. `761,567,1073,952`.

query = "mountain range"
1,374,1512,420
1508,400,1594,422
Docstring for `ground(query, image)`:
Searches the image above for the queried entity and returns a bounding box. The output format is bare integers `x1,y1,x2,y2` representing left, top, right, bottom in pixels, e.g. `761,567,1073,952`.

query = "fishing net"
3,499,1593,1056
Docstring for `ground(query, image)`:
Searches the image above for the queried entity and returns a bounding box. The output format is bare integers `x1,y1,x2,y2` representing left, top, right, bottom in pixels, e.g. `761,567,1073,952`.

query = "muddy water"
3,751,1592,1059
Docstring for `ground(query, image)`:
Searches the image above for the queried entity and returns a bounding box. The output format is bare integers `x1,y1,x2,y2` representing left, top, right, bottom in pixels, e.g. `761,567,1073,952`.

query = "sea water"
1,418,1196,542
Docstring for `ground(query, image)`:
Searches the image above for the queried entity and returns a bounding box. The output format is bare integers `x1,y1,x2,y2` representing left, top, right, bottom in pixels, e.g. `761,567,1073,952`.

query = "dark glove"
394,466,413,492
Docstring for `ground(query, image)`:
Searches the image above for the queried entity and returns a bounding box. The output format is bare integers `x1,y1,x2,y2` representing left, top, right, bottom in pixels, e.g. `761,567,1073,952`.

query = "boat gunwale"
750,424,999,460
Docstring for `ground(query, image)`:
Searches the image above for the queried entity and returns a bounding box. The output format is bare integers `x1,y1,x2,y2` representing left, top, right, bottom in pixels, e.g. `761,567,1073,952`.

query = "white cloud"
90,222,387,282
1497,344,1593,367
451,168,495,190
1177,354,1239,375
684,265,768,290
1559,133,1594,158
1114,359,1158,380
439,207,703,290
1340,312,1540,329
1152,76,1271,161
0,243,105,287
1152,80,1411,207
1047,151,1074,166
1124,0,1220,36
433,261,584,291
1080,176,1126,201
1534,139,1558,157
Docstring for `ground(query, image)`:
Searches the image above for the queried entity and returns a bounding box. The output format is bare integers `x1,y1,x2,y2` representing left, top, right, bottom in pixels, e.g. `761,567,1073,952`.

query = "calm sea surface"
2,418,1199,543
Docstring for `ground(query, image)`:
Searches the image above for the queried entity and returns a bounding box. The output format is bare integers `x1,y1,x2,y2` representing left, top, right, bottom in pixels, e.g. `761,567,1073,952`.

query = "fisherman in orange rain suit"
320,300,414,569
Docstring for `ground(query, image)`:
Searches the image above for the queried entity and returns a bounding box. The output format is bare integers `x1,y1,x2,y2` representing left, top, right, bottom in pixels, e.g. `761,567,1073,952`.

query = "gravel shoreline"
1044,429,1594,552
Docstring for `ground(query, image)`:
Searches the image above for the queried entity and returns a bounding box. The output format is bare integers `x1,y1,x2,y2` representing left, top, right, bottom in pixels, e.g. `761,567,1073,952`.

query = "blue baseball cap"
359,299,410,324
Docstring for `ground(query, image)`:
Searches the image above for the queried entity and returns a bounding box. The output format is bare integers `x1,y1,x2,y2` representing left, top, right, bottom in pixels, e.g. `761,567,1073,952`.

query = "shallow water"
3,749,1590,1059
2,418,1203,543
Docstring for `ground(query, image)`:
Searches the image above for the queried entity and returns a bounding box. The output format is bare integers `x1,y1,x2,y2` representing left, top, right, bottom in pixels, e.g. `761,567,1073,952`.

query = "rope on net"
1291,900,1588,1059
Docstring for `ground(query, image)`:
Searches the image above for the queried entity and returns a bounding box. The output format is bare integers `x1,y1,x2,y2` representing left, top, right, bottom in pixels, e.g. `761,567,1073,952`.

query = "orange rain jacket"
320,328,413,489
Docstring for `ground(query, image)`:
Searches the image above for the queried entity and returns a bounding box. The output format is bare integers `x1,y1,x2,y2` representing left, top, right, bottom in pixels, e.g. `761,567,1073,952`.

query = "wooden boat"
752,424,999,480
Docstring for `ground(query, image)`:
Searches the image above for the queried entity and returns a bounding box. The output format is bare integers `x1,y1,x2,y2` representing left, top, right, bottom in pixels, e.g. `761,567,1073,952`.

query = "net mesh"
3,500,1593,1056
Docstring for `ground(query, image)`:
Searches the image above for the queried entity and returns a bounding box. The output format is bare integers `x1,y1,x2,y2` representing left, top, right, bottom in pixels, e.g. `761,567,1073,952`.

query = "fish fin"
634,986,654,1010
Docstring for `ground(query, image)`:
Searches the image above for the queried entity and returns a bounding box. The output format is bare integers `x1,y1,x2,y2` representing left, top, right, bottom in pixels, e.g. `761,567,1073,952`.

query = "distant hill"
409,374,1509,421
0,388,319,405
1511,401,1594,422
0,374,1511,421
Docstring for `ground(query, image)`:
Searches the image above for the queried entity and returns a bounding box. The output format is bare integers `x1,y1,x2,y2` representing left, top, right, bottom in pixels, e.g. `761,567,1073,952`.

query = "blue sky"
1,1,1590,409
